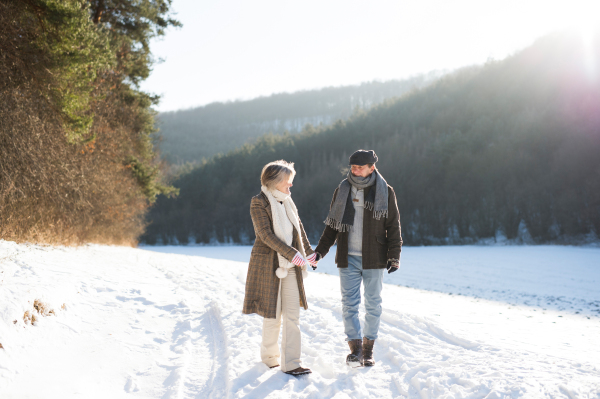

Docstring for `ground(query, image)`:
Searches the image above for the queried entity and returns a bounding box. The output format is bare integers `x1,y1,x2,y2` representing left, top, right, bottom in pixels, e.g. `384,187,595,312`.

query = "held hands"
306,252,321,270
386,258,400,274
291,252,312,279
291,251,320,272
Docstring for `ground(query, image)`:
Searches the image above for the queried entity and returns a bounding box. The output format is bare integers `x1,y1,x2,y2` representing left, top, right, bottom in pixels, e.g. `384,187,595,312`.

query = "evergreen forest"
157,74,444,164
143,31,600,246
1,0,178,245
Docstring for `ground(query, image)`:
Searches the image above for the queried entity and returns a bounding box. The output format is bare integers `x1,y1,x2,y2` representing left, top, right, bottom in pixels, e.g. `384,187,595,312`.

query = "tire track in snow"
196,301,230,399
184,260,236,399
147,255,232,398
144,255,197,399
160,314,193,399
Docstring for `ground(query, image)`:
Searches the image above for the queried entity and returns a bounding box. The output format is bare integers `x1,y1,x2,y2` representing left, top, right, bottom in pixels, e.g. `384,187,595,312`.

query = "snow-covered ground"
1,241,599,398
145,244,600,320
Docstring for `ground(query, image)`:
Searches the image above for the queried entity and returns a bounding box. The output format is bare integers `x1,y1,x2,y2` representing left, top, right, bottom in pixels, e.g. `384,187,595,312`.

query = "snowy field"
1,241,599,398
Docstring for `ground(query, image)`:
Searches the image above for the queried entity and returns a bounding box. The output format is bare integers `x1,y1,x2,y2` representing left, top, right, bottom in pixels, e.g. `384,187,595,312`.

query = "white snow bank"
2,240,599,398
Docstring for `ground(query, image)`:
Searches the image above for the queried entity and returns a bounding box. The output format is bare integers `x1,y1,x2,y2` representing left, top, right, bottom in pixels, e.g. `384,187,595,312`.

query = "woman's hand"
291,252,306,267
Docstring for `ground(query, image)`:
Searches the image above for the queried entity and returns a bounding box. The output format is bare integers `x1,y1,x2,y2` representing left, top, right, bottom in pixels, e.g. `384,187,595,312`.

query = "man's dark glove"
313,252,322,270
386,258,400,274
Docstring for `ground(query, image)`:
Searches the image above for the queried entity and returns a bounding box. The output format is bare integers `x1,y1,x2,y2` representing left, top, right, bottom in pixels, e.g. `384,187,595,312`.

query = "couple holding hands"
243,150,402,376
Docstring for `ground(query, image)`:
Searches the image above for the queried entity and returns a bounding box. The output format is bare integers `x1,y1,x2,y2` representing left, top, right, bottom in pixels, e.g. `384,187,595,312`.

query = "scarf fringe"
373,209,388,220
365,202,387,220
324,217,353,233
326,171,389,229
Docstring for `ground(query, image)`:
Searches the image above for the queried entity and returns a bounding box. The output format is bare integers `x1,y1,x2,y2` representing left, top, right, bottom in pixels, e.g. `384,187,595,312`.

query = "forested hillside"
0,0,178,245
157,75,443,163
143,30,600,246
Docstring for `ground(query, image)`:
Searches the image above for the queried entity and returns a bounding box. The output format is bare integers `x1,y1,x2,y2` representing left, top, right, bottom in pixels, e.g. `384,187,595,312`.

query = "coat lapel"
260,191,273,221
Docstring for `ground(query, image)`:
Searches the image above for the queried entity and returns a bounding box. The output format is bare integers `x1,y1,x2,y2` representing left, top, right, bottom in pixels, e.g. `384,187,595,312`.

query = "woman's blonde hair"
261,160,296,189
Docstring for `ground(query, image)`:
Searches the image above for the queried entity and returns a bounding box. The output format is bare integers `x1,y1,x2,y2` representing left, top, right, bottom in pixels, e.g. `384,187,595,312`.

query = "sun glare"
577,10,598,42
579,18,598,80
557,0,600,80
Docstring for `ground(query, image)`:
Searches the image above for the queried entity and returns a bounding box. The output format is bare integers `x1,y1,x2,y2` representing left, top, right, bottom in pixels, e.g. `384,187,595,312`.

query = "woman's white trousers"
261,267,301,372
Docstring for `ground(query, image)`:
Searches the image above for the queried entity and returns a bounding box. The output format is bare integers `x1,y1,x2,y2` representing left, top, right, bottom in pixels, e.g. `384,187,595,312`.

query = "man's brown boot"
362,337,375,367
346,339,363,367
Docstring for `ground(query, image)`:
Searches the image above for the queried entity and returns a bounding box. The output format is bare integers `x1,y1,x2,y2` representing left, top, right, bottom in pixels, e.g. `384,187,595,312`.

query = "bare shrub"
22,299,56,326
33,299,55,316
23,310,31,324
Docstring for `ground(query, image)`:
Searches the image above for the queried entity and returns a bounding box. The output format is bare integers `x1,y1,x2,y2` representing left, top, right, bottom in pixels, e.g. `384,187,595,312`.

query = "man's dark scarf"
324,170,388,232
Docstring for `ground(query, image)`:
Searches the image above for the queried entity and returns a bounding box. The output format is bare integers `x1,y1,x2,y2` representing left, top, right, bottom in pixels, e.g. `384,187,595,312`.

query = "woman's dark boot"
362,337,375,367
346,339,363,367
284,367,311,376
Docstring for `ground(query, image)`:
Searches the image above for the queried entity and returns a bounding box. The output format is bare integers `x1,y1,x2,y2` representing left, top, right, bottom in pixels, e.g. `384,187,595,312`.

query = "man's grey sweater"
348,186,364,256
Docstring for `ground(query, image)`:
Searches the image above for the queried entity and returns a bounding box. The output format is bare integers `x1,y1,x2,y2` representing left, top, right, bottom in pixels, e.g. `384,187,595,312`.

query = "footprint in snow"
124,374,140,393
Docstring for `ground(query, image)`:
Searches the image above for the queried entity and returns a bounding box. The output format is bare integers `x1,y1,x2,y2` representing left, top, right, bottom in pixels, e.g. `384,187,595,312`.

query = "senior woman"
243,160,318,376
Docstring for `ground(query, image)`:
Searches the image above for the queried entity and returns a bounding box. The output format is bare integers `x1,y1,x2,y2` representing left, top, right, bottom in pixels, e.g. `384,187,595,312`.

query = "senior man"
313,149,402,367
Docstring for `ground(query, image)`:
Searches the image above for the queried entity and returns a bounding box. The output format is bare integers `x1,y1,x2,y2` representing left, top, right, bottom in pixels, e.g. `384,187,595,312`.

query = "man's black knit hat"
349,149,378,166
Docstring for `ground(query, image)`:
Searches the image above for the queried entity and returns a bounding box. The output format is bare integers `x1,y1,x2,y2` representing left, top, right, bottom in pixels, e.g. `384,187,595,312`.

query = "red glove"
291,252,305,267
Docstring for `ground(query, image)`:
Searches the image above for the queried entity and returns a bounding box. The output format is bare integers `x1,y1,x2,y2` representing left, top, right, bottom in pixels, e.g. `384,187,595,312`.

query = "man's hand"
307,252,321,270
386,258,399,274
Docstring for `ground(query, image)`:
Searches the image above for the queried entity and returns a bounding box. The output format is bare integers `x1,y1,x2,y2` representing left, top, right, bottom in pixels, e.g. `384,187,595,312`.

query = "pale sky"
140,0,600,112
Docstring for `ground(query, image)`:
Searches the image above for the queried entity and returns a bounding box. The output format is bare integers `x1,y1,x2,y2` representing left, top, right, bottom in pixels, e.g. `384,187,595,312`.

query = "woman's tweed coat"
243,191,315,319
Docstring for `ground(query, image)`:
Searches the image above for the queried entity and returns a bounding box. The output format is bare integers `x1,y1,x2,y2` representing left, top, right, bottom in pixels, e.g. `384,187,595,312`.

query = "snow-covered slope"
1,241,599,398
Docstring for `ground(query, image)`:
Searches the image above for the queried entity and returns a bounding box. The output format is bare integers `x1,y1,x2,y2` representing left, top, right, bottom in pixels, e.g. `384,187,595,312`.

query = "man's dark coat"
315,184,402,269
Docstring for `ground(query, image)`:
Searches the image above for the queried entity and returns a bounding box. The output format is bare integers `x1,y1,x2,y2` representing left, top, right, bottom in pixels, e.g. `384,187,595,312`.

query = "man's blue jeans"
339,255,384,341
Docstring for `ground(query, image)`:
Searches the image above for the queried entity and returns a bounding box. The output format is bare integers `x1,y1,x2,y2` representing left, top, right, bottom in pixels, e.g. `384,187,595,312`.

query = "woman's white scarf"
261,185,308,279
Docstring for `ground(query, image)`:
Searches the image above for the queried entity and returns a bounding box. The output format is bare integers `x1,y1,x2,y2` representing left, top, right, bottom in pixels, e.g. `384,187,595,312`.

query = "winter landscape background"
143,31,600,247
2,1,600,398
